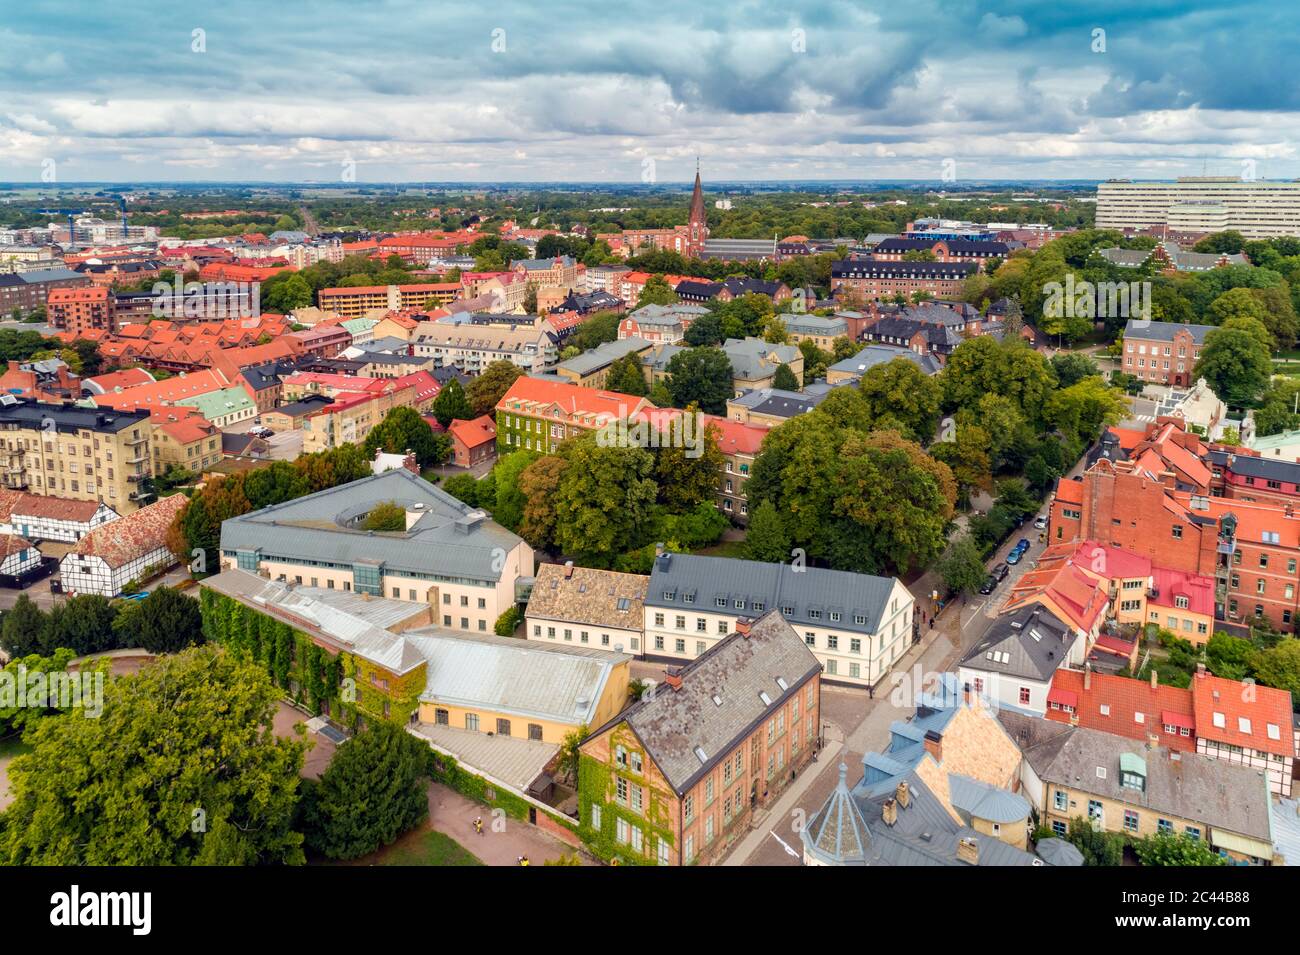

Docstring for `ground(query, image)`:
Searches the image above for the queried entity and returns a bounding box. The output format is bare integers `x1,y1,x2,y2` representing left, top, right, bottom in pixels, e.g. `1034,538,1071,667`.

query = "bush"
494,606,522,637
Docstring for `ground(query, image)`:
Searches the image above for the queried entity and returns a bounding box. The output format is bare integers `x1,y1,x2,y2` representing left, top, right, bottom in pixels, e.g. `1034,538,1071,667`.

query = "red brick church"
596,164,710,259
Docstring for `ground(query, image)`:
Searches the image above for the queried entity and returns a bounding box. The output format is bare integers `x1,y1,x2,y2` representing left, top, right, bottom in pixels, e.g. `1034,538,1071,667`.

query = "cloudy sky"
0,0,1295,183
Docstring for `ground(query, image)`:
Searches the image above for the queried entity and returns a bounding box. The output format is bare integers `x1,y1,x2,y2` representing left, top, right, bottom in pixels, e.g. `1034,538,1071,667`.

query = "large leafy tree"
0,593,46,657
637,275,679,307
518,454,569,550
301,722,433,860
551,434,657,566
1,645,306,865
654,419,725,512
363,405,449,468
1195,321,1273,405
745,500,792,563
858,358,943,442
465,360,525,417
605,353,649,397
938,535,987,595
665,347,733,415
430,377,474,428
121,586,205,654
1133,832,1226,867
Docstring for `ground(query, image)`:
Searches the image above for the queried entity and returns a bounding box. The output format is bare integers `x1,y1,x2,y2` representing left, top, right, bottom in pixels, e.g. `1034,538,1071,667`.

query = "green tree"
489,449,537,532
1065,816,1124,866
1050,352,1100,388
938,536,987,595
637,275,679,307
551,435,658,565
605,353,649,396
0,593,46,658
858,358,943,442
518,455,569,550
1195,323,1273,405
655,420,725,512
744,500,791,563
494,605,522,636
772,363,799,391
430,377,474,428
683,312,723,347
1,645,306,865
665,347,733,415
465,360,525,417
129,586,204,654
1133,832,1226,866
301,722,433,861
363,405,449,468
361,500,409,531
1252,639,1300,697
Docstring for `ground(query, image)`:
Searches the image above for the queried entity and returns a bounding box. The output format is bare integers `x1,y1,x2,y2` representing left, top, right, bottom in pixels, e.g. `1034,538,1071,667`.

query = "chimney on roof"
957,837,979,866
923,729,943,764
962,681,973,707
895,780,911,809
882,797,897,827
1196,662,1206,679
563,560,574,579
662,672,683,692
1151,668,1159,690
1084,662,1092,691
735,617,752,637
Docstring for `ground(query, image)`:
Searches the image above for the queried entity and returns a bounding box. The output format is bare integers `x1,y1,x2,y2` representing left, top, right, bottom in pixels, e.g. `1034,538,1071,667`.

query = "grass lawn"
693,539,748,559
370,828,484,866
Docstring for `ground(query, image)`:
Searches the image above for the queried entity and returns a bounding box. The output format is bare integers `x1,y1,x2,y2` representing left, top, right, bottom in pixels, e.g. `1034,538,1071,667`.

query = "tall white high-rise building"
1096,177,1300,238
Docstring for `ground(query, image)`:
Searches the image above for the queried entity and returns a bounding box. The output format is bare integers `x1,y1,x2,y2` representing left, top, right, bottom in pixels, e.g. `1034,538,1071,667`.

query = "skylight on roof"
694,746,708,764
758,691,772,706
775,677,788,691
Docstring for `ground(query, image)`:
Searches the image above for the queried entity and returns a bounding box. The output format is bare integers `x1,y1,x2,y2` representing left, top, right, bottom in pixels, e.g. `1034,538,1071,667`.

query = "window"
1019,687,1031,705
683,794,694,824
465,713,479,732
1185,826,1201,841
590,803,601,830
616,817,629,844
616,777,628,804
630,752,643,774
630,784,643,814
1087,800,1103,824
615,745,627,768
1052,820,1067,837
657,837,670,866
1157,818,1173,834
1124,810,1139,832
528,724,542,741
1054,790,1068,811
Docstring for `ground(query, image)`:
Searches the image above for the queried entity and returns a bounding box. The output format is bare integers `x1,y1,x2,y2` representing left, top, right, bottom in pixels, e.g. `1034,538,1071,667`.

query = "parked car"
1016,538,1031,551
979,575,997,595
1005,550,1024,566
118,591,149,602
1033,515,1048,530
992,562,1010,582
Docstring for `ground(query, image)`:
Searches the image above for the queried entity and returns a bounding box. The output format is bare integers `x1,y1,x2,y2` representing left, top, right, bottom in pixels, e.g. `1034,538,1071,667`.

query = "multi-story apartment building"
643,551,914,688
617,303,708,343
149,408,223,477
1000,710,1276,864
1120,319,1213,388
318,283,462,319
410,319,557,375
47,286,116,335
510,254,580,290
830,259,978,301
0,268,90,318
780,314,849,350
219,469,534,634
1096,177,1300,238
870,237,1009,263
0,399,154,511
578,611,821,865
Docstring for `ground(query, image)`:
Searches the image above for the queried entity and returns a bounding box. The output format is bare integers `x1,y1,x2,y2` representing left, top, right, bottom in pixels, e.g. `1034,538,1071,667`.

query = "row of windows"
433,709,543,740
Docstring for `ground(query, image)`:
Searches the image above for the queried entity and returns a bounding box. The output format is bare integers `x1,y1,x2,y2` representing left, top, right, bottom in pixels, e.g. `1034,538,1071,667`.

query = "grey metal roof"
729,386,825,418
829,345,941,378
959,603,1075,684
851,770,1040,866
220,468,524,583
948,774,1031,824
1034,837,1085,866
646,552,900,636
721,338,799,380
781,315,848,337
1210,448,1300,486
599,610,820,794
0,399,149,435
803,763,871,864
1123,319,1214,344
17,267,82,284
1002,711,1273,842
627,302,709,327
402,626,627,724
556,336,650,376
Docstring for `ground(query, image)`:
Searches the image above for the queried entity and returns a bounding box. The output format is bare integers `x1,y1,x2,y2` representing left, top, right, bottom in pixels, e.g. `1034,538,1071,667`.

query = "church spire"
688,159,707,230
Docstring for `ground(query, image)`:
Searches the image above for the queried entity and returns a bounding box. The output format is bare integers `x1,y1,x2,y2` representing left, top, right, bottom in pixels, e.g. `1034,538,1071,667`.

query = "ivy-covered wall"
577,723,677,865
200,588,423,726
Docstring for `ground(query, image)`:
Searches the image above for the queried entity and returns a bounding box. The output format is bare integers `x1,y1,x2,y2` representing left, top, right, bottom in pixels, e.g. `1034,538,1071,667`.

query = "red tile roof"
449,414,497,450
1191,670,1295,754
496,376,652,423
1047,669,1196,751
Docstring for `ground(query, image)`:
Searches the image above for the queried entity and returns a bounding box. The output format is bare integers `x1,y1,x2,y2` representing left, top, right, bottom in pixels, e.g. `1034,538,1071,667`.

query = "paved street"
733,505,1054,866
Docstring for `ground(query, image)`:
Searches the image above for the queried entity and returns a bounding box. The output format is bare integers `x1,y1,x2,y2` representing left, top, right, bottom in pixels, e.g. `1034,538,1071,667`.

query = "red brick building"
47,285,116,335
831,259,978,302
448,415,497,468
